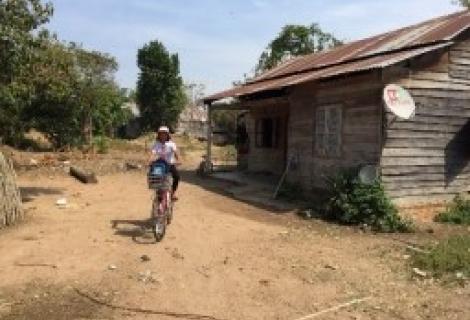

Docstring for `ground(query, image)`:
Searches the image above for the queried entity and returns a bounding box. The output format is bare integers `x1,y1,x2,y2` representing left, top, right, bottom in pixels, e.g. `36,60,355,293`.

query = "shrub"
435,195,470,225
411,235,470,280
93,136,109,154
323,169,413,233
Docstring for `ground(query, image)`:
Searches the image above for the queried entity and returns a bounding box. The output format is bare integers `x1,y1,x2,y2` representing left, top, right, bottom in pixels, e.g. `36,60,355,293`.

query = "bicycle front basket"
148,161,170,189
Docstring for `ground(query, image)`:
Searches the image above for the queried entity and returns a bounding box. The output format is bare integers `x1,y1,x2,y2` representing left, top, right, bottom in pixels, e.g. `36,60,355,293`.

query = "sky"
47,0,460,95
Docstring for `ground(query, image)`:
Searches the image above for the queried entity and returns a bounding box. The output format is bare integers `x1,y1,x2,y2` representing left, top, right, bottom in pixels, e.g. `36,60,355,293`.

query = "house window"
315,105,342,157
255,117,280,148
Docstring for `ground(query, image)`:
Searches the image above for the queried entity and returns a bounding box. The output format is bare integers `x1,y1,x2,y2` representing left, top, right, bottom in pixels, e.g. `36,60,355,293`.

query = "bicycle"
148,160,174,242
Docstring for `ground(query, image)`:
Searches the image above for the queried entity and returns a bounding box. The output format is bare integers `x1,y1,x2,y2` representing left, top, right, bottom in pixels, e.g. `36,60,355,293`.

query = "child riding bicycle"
148,126,181,200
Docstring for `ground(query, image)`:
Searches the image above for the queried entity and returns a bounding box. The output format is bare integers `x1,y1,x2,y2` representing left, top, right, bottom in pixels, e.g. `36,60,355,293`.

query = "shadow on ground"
111,219,156,244
180,169,295,214
20,187,63,203
0,282,107,320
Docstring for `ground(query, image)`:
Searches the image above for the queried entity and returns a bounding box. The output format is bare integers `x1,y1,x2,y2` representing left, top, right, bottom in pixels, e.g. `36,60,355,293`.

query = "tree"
1,0,128,149
22,40,126,148
0,0,53,145
0,0,53,83
72,45,120,144
0,0,51,228
90,83,129,138
24,40,83,148
137,41,186,131
256,23,342,74
0,151,24,228
455,0,470,8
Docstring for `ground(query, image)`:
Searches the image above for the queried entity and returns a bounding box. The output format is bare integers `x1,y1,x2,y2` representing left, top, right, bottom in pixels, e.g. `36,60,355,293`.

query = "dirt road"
1,167,469,320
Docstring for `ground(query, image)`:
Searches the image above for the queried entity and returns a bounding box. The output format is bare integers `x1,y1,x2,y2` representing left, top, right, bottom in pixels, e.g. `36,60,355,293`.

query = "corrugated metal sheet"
252,11,470,83
206,43,451,102
205,11,470,103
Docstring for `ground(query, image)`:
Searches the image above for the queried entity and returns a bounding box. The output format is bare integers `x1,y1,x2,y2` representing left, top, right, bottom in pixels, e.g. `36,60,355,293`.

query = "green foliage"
93,135,109,154
412,235,470,281
90,84,129,136
0,82,32,145
0,0,53,82
71,44,123,144
23,41,127,148
137,40,187,131
0,0,130,149
24,40,82,148
0,0,53,145
256,23,342,73
435,195,470,225
323,169,413,233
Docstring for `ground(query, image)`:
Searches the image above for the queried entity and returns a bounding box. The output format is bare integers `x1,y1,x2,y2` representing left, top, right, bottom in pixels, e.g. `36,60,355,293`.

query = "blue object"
149,160,170,177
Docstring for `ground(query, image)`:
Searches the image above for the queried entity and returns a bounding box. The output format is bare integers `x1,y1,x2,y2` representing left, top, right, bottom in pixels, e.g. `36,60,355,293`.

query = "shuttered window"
255,117,280,149
315,105,342,157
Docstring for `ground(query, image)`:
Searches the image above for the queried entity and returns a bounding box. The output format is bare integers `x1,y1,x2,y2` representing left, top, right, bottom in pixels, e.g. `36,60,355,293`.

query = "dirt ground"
1,141,469,320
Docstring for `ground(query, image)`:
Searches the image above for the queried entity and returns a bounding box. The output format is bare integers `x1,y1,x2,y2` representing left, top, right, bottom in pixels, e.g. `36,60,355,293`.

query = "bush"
93,136,109,154
435,196,470,225
412,235,470,280
323,169,413,233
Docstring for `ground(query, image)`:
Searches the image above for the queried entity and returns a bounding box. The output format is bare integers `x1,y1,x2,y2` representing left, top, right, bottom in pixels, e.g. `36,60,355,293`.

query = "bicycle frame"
149,174,173,242
152,188,171,218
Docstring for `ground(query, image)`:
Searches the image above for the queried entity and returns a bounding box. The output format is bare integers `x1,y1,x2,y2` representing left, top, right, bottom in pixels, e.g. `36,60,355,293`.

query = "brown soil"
1,141,469,320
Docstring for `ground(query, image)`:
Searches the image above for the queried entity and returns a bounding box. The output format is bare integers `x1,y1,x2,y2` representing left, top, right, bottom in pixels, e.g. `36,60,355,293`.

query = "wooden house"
204,11,470,205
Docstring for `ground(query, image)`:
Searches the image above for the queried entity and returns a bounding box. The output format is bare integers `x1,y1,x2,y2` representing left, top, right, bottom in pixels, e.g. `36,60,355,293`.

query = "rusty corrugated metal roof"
207,43,451,102
252,10,470,83
205,11,470,103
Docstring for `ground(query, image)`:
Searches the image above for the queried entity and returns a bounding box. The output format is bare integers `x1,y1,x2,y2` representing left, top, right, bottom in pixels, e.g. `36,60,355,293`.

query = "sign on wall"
383,84,416,119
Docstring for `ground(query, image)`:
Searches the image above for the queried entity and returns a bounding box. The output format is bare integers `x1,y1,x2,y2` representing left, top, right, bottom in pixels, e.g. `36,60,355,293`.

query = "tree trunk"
0,151,23,228
81,110,93,145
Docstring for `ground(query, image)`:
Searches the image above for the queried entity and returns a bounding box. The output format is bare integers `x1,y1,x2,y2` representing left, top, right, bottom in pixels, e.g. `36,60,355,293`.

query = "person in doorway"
149,126,181,200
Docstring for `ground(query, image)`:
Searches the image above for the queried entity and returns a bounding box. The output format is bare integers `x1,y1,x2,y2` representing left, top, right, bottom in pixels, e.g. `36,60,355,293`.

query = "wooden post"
206,103,213,173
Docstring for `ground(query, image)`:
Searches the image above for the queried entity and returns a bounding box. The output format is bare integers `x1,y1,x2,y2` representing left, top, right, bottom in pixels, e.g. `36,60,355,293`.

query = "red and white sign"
383,84,416,119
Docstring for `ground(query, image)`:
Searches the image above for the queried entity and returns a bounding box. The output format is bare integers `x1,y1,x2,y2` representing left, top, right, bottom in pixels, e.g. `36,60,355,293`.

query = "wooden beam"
210,102,249,111
243,96,289,108
205,103,213,172
210,96,289,111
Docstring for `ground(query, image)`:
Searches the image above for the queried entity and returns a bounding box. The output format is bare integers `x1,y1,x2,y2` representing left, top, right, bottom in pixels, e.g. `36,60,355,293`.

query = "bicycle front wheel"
153,216,167,242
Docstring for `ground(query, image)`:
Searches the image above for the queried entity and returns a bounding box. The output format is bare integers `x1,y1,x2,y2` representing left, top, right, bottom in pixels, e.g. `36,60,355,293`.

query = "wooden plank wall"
286,73,383,190
245,103,289,175
382,40,470,204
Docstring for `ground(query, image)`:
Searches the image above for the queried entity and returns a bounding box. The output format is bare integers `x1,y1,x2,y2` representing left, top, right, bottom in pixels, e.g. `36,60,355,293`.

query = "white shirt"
151,141,177,164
